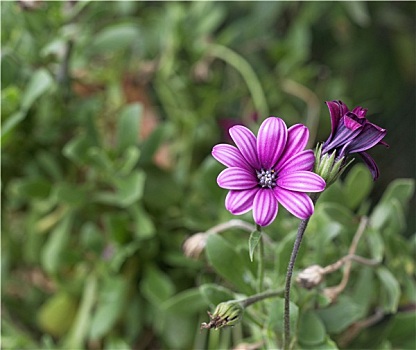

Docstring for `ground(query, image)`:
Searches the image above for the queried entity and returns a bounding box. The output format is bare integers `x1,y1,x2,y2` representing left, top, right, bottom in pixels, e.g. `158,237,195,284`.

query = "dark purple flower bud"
317,100,388,183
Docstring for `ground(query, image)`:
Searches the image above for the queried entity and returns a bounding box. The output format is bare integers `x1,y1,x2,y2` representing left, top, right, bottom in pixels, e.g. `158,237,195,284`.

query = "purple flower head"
321,100,388,180
212,117,326,227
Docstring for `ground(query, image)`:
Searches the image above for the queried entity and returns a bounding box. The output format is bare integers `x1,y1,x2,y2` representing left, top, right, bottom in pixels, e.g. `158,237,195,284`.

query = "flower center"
256,169,277,189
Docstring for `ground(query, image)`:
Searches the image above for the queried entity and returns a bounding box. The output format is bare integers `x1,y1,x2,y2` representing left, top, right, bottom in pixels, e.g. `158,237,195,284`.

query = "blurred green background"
1,1,415,349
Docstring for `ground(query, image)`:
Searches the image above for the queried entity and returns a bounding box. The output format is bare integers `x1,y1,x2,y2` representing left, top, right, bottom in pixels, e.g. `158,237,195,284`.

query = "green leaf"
91,24,140,53
104,338,132,350
199,284,235,307
86,147,113,171
206,234,254,294
64,275,98,349
366,228,384,262
63,134,92,165
116,103,142,153
140,265,175,306
80,222,104,253
376,267,400,313
114,170,146,207
118,146,141,176
52,182,87,208
138,126,166,165
370,202,392,230
161,288,206,314
266,298,298,336
316,295,362,333
37,292,78,337
41,215,73,274
36,151,63,180
1,110,26,137
130,204,155,239
343,1,370,27
103,212,130,244
21,68,54,111
248,228,262,262
109,241,141,272
379,178,415,209
344,164,373,210
351,267,375,316
385,311,416,349
298,310,326,346
320,202,354,226
274,231,295,278
89,276,128,340
11,177,51,200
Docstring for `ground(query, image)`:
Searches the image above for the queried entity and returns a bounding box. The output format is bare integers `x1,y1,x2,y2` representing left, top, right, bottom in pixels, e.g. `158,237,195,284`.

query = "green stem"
283,193,320,350
241,289,284,308
257,224,264,293
208,44,269,118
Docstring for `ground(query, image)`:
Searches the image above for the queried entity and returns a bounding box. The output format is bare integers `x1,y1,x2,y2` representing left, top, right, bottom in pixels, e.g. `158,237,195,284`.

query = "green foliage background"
1,1,415,349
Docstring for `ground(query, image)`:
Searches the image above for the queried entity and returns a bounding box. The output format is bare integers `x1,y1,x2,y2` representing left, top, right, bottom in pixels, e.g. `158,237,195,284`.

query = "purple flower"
212,117,326,227
321,100,388,180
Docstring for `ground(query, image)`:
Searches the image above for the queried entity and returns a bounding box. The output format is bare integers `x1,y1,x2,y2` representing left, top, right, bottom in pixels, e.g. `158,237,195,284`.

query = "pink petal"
278,150,315,175
229,125,260,168
212,144,252,171
225,188,259,215
273,187,314,219
217,167,257,190
253,189,278,227
277,171,326,192
256,117,287,170
276,124,309,170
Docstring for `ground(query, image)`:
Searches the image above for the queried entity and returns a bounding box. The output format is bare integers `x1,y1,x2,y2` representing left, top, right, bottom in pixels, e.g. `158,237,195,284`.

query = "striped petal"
344,122,387,154
322,118,362,152
359,151,380,181
253,189,278,227
225,188,259,215
326,100,349,137
229,125,260,168
273,187,314,219
278,150,315,175
217,167,257,190
276,124,309,169
257,117,287,169
277,171,326,192
212,144,252,171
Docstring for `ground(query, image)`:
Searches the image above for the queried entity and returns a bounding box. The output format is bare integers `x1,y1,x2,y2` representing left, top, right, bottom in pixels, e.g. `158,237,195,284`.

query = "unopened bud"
296,264,325,289
314,143,351,187
183,232,209,259
200,300,244,330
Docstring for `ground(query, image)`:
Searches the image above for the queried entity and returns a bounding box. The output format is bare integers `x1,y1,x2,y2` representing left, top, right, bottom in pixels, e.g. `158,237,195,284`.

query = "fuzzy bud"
183,232,209,259
296,264,325,289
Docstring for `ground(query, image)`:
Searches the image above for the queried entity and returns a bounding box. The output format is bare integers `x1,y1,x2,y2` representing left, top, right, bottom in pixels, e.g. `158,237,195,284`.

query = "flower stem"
257,224,264,293
241,289,284,308
283,193,320,350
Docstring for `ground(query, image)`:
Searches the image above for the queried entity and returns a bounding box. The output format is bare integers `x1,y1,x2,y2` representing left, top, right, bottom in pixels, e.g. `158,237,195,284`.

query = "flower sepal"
200,300,244,330
314,143,353,187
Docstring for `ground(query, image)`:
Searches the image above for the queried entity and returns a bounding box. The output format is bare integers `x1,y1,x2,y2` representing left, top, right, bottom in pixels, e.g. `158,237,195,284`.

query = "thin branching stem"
241,289,284,308
283,193,320,350
257,224,265,293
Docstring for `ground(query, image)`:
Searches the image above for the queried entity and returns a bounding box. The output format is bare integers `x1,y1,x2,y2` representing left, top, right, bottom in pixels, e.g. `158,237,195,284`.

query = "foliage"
1,1,415,349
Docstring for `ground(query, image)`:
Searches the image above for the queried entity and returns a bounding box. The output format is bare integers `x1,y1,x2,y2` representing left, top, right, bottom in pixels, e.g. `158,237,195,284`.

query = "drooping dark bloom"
212,117,326,227
319,100,388,181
